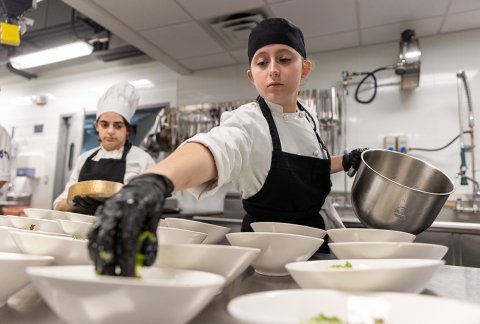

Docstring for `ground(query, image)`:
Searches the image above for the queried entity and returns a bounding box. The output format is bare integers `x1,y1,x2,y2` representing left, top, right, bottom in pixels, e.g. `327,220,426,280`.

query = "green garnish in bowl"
305,313,342,324
328,261,352,269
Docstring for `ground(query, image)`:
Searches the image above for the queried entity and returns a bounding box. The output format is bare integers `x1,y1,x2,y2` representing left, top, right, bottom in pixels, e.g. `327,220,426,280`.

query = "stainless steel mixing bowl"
351,149,455,234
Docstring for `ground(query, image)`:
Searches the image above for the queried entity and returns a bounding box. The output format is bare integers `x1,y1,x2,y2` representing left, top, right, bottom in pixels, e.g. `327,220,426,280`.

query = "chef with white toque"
53,81,155,215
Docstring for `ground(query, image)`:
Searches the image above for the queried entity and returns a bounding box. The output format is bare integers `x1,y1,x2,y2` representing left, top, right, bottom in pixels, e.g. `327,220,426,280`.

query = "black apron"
78,141,132,183
242,97,332,252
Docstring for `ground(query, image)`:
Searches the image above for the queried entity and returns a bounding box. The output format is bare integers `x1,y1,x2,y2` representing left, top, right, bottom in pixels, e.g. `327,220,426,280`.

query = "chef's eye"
99,121,109,128
255,58,268,67
278,57,292,64
113,123,125,130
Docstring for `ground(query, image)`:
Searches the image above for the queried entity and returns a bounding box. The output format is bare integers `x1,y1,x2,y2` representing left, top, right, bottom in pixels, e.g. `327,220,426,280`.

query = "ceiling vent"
209,12,266,50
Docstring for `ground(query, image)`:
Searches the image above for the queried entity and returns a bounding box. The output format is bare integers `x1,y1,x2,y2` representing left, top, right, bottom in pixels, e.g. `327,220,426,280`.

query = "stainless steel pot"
351,149,455,234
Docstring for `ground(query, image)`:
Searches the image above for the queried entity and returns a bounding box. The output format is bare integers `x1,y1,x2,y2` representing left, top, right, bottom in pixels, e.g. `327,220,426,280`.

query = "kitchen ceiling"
61,0,480,75
20,0,480,75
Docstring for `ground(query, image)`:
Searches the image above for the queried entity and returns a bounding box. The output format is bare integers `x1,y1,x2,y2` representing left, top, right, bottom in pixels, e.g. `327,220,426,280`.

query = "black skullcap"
248,18,306,64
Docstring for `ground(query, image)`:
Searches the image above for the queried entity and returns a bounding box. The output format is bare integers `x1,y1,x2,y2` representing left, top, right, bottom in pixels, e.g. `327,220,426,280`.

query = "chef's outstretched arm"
87,142,217,277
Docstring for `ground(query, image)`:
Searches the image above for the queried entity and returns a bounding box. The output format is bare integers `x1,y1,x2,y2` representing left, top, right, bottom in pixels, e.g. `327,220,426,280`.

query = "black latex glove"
87,173,174,277
72,196,103,215
342,148,369,172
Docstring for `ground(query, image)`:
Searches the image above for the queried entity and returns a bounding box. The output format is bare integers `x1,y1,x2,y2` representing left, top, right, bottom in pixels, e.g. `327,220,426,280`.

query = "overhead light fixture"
9,41,94,70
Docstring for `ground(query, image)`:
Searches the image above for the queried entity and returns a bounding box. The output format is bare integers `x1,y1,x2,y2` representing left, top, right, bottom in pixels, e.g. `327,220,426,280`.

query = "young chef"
0,125,11,189
53,81,155,215
88,18,366,276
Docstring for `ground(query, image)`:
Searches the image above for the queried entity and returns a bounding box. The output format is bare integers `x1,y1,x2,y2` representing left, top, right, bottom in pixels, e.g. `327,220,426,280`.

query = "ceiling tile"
177,0,266,20
230,49,249,65
179,53,238,70
361,17,443,45
140,21,225,59
449,0,480,13
358,0,450,28
93,0,191,31
271,0,357,37
306,31,359,53
441,10,480,33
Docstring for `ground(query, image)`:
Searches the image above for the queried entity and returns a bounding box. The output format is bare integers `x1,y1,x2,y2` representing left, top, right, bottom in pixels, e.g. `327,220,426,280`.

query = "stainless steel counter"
2,254,480,323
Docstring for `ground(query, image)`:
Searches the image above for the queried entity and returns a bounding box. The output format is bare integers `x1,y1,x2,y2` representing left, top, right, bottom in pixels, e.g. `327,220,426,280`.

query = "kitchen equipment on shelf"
351,149,455,234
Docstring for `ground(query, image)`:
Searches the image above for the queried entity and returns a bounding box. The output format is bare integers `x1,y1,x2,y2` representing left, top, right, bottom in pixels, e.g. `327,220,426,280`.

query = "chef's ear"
247,69,254,84
301,59,313,80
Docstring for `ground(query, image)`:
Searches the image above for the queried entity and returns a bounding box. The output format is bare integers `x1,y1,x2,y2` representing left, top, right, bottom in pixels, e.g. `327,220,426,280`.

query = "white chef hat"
96,81,139,124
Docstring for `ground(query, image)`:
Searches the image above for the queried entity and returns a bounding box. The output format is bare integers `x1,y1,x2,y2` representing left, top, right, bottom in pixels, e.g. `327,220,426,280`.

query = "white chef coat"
53,145,155,209
186,99,328,200
0,125,11,183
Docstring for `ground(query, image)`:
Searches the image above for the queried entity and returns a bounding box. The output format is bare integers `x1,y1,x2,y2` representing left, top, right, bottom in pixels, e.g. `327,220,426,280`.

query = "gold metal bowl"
67,180,123,206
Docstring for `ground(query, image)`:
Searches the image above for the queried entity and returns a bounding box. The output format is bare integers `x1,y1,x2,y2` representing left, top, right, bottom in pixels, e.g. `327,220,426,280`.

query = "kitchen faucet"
455,70,477,213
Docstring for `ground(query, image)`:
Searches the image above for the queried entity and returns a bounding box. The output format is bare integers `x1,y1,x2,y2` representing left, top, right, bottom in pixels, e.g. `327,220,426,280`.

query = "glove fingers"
88,206,121,275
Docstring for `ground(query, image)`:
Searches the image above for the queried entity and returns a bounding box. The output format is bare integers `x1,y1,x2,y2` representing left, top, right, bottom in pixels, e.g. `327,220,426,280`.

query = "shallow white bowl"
0,252,54,307
23,208,54,220
165,218,230,244
65,212,96,223
226,232,323,276
251,222,326,239
327,228,416,243
10,231,91,265
0,226,25,252
57,219,93,239
155,244,260,284
329,242,448,260
8,215,63,234
50,210,69,220
227,289,480,324
27,265,225,324
157,227,207,244
0,215,11,226
286,258,444,293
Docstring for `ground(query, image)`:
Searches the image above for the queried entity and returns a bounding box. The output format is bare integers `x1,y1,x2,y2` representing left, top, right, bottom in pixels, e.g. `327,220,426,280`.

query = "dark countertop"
2,254,480,323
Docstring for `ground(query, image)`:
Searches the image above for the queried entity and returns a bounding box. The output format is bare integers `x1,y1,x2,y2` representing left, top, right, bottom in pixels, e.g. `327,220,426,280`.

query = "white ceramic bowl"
0,252,54,307
251,222,326,239
57,219,94,239
329,242,448,260
0,215,11,226
10,231,91,265
155,244,260,284
23,208,54,220
65,212,96,223
327,228,416,243
8,215,64,234
0,226,25,252
27,265,225,324
50,210,69,220
226,232,323,276
286,258,444,293
157,227,207,244
165,218,230,244
227,289,480,324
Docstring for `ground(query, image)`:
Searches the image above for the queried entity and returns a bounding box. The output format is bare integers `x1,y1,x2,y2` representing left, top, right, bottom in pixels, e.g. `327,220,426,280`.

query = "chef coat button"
283,114,289,120
313,150,319,156
298,112,305,118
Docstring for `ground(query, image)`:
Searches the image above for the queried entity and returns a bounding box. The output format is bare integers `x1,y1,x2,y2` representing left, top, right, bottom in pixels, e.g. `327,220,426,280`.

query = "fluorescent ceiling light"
129,79,154,89
9,41,94,70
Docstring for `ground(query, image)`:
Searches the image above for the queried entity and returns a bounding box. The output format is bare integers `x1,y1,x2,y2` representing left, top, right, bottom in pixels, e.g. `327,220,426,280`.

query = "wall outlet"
384,136,396,151
397,135,409,153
